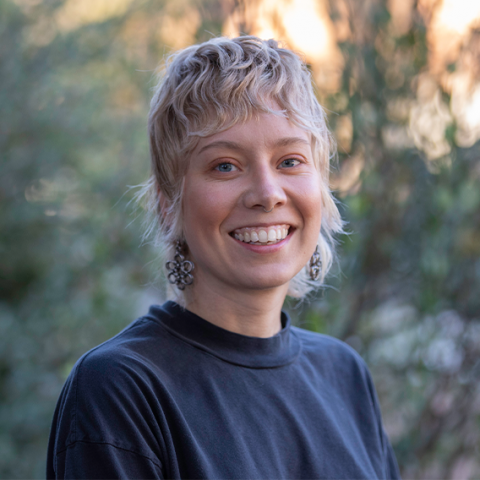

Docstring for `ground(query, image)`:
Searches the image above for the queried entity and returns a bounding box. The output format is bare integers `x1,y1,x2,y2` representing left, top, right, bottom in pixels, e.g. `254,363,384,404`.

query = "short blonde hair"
138,36,344,304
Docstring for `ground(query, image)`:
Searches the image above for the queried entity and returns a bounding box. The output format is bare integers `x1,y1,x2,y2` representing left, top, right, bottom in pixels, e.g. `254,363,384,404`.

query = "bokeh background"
1,0,480,477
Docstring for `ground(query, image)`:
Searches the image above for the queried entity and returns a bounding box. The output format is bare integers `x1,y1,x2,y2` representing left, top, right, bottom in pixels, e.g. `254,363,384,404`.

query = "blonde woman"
47,36,400,479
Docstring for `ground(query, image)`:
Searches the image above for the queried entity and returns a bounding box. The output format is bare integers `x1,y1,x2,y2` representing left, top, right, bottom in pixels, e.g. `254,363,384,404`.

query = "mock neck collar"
147,301,301,369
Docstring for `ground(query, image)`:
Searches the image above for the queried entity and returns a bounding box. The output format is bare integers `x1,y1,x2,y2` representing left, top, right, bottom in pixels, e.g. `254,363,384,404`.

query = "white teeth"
258,230,268,243
232,225,290,245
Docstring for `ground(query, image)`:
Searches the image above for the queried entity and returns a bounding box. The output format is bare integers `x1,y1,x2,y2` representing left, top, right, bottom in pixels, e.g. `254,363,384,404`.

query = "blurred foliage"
1,0,479,478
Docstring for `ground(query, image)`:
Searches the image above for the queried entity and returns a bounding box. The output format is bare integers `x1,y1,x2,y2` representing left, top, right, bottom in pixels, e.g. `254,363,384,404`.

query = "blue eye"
216,163,236,172
280,158,300,168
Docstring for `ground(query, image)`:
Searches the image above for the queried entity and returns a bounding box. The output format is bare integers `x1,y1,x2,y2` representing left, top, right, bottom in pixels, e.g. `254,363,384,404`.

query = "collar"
147,301,301,369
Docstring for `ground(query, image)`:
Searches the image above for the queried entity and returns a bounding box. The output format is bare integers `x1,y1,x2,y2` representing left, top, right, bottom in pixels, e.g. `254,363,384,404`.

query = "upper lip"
228,223,295,237
230,221,293,232
229,222,293,230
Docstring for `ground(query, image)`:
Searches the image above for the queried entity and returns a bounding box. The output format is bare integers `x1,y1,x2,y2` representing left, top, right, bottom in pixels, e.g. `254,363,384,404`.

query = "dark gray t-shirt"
47,301,400,479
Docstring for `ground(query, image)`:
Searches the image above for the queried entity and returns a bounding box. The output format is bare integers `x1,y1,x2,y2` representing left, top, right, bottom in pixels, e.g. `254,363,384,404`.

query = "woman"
47,36,400,479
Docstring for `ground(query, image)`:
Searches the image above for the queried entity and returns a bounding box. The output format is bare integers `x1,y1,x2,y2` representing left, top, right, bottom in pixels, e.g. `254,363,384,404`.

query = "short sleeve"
53,441,163,479
47,347,167,479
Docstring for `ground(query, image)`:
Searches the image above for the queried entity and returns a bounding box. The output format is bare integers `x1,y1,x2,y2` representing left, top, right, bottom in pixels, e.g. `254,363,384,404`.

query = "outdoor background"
1,0,480,477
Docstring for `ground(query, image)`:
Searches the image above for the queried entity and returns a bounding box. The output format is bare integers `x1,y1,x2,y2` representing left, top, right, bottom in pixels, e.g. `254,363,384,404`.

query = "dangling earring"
166,240,194,290
309,245,321,281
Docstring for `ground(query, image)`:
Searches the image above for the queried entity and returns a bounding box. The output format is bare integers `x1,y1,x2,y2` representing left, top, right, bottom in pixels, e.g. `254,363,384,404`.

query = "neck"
184,275,289,338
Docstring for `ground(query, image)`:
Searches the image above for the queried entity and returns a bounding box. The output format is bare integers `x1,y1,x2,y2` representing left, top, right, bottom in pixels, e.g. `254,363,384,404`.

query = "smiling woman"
181,113,323,336
46,37,400,479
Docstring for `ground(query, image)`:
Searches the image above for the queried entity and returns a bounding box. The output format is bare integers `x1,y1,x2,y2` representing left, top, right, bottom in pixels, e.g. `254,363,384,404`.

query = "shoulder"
293,326,366,367
72,307,186,384
71,318,159,387
292,328,400,478
51,314,176,457
292,326,376,395
65,310,189,414
292,327,382,422
48,317,170,477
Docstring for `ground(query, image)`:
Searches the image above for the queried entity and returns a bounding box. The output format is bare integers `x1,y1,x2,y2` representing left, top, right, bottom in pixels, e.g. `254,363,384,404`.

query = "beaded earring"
309,245,321,281
166,240,194,290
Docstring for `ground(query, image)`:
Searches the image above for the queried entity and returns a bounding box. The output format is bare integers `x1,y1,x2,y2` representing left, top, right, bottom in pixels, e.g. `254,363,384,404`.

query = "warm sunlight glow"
158,3,201,50
225,0,480,168
436,0,480,34
223,0,343,92
56,0,134,31
388,0,415,36
451,75,480,148
281,0,329,60
421,0,480,148
422,0,480,75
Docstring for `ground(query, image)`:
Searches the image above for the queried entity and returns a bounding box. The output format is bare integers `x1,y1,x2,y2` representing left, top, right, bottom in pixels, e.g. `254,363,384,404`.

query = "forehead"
192,112,312,155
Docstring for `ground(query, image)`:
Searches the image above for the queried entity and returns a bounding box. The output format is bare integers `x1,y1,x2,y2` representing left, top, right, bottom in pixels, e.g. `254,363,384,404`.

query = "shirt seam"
55,439,163,470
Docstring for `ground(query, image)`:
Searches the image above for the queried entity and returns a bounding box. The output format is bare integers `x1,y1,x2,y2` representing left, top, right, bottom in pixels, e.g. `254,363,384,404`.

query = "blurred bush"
1,0,479,478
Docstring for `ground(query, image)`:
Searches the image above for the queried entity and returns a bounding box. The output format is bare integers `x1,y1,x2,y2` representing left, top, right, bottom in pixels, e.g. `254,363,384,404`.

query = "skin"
181,112,323,338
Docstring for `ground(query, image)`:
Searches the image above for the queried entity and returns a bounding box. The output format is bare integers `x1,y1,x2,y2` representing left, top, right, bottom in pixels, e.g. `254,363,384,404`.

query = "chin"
233,271,296,292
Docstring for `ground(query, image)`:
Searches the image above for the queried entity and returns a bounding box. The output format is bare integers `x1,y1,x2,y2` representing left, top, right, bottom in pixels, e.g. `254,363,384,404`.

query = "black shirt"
47,301,400,479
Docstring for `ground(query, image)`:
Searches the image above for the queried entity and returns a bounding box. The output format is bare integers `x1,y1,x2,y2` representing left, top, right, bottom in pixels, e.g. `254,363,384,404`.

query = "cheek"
295,178,323,223
182,180,234,233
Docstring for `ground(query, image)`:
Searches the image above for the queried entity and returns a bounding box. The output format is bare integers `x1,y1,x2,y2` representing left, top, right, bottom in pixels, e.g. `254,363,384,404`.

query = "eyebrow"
274,136,311,149
198,140,243,155
197,136,311,155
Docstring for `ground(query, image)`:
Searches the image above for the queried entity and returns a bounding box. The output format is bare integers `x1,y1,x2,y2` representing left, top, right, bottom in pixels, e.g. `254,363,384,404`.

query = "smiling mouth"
230,224,291,245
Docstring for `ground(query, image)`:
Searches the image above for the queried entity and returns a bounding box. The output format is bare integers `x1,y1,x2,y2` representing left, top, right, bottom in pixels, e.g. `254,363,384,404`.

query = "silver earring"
309,245,321,281
166,240,194,290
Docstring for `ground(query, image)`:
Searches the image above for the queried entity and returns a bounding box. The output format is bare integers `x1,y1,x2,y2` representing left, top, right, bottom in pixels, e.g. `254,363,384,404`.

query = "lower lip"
230,231,293,254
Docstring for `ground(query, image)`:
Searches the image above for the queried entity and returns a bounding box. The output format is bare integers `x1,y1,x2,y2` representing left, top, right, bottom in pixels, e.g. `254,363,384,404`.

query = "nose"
243,165,287,212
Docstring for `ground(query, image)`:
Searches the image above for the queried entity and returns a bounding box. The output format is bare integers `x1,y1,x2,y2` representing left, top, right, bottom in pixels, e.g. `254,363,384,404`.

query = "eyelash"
214,158,302,173
215,163,238,173
280,158,301,168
